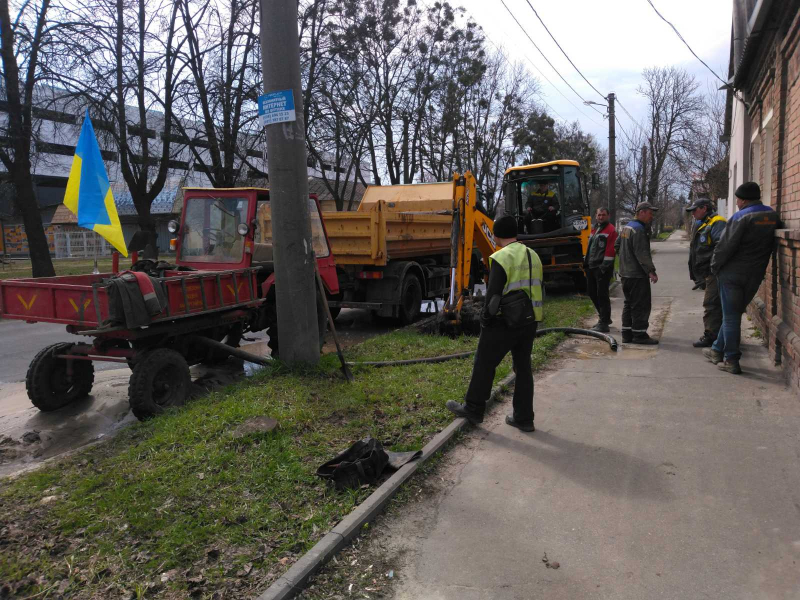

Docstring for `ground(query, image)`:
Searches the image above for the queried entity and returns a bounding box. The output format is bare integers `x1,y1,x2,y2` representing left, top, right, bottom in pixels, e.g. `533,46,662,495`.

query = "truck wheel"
26,343,95,411
266,291,327,359
128,348,191,420
399,274,422,325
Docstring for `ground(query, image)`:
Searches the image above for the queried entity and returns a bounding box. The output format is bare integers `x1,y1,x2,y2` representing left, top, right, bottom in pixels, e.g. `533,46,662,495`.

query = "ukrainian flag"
63,110,128,256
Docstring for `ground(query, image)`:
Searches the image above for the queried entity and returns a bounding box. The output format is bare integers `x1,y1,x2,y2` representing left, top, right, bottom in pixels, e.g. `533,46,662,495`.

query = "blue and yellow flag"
63,111,128,256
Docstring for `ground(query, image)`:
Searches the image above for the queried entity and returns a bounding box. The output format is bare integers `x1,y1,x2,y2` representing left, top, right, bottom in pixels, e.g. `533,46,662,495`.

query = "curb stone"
255,371,516,600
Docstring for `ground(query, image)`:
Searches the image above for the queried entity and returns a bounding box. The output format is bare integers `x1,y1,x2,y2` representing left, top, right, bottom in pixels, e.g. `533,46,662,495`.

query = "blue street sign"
258,90,297,126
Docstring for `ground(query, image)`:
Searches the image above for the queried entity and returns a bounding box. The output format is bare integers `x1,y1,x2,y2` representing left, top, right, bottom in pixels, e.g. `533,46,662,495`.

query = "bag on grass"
316,437,390,491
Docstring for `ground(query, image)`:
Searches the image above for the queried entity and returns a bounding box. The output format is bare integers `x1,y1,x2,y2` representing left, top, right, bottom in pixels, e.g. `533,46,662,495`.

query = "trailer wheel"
399,274,422,325
26,343,95,412
128,349,191,420
266,291,327,359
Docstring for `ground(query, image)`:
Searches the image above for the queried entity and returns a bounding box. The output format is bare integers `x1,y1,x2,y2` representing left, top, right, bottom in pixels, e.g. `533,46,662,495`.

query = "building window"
762,122,773,206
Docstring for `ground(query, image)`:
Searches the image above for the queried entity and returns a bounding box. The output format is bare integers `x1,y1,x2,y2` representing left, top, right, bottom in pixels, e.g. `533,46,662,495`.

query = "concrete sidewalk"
384,231,800,599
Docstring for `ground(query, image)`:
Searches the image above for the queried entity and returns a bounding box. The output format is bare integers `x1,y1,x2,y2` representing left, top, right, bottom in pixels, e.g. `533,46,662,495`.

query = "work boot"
445,401,483,425
622,330,633,343
692,333,715,348
718,359,742,374
505,414,535,432
630,334,658,345
591,321,610,333
702,348,723,364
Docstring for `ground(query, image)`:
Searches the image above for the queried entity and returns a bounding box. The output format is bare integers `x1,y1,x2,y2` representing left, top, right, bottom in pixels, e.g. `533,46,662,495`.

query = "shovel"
314,260,354,383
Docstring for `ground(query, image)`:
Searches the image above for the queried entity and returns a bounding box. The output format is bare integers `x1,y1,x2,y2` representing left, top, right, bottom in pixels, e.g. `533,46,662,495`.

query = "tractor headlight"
237,223,250,236
167,219,179,234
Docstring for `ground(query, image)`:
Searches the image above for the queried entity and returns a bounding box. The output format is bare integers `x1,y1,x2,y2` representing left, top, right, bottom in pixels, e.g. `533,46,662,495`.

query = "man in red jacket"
583,207,618,332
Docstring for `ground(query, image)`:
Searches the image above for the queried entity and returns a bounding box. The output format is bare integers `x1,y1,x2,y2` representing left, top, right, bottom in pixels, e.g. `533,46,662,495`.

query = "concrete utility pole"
607,92,616,225
640,145,648,203
259,0,319,364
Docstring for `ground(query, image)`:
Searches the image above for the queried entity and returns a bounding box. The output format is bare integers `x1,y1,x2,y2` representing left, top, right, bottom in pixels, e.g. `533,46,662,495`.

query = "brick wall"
743,3,800,393
1,224,57,256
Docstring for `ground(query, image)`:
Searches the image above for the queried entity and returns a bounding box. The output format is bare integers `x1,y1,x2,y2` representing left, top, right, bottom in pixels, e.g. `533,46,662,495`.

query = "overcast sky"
453,0,731,150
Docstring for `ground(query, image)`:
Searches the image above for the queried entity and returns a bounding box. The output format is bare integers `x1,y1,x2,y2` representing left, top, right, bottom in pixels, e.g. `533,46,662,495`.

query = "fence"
54,231,112,258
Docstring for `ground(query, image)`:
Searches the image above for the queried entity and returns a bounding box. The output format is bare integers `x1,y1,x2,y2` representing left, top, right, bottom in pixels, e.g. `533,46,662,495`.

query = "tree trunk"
13,176,55,277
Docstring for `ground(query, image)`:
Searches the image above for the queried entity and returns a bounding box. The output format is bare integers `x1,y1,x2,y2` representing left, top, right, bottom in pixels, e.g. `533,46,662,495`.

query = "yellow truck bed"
321,182,454,266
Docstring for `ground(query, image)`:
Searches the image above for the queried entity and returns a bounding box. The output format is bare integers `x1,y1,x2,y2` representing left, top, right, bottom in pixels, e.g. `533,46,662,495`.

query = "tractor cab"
172,188,333,272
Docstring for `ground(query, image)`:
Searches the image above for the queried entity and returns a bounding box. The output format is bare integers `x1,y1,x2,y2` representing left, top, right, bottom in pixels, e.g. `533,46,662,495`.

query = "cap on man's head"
684,198,712,212
735,181,761,201
493,215,518,239
635,201,659,213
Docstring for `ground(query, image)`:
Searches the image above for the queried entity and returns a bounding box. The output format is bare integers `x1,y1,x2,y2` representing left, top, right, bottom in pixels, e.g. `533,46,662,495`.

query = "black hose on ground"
347,327,617,368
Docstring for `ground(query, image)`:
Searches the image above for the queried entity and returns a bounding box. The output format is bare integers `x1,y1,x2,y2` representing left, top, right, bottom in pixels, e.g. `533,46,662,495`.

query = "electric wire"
644,0,728,85
521,0,607,102
499,0,606,122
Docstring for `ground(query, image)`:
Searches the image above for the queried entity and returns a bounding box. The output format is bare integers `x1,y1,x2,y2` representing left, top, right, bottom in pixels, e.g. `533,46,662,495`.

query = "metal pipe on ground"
188,336,273,366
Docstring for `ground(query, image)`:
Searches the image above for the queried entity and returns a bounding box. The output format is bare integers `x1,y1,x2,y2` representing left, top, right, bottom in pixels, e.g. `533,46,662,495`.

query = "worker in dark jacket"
524,181,560,233
615,202,659,344
704,182,779,374
447,215,544,432
584,207,618,332
686,198,726,347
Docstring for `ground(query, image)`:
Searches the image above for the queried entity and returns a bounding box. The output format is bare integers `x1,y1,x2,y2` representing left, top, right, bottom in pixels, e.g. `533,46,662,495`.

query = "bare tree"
638,66,704,203
0,0,55,276
55,0,186,242
175,0,262,188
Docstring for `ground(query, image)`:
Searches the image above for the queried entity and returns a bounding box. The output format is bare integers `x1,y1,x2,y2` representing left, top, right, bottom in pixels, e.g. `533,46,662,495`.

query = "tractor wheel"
398,274,423,325
200,323,243,365
128,348,191,420
26,343,95,412
266,291,327,359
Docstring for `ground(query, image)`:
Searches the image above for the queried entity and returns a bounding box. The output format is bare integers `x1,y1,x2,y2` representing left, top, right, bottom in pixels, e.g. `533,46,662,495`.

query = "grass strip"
0,295,592,599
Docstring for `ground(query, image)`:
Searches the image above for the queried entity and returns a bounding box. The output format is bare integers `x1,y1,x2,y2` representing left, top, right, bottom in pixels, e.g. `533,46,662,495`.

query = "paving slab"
388,230,800,600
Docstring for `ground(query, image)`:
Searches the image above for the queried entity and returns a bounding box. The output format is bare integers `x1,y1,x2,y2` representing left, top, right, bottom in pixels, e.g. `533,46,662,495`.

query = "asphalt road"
0,319,122,385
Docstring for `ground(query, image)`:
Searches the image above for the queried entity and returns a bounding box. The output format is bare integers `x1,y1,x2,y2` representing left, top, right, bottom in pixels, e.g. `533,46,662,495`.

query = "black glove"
692,281,706,291
600,264,613,276
479,311,492,327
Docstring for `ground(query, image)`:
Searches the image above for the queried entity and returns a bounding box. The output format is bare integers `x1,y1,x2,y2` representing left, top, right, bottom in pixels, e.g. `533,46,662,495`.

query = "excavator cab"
501,160,591,290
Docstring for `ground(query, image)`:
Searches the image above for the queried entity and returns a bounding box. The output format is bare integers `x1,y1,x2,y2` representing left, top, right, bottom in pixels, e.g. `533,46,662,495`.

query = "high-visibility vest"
696,214,726,246
490,242,544,321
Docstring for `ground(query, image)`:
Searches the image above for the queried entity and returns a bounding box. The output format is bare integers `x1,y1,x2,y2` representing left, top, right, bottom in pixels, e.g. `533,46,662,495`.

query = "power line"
480,31,568,122
615,98,649,138
499,0,606,122
645,0,727,85
521,0,607,102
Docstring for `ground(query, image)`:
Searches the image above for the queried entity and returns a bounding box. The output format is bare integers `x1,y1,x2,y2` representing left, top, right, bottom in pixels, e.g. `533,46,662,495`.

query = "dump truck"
258,182,455,324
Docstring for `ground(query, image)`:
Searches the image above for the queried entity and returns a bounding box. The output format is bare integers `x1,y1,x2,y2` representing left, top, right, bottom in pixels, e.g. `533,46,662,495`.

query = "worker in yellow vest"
447,215,544,432
685,198,727,347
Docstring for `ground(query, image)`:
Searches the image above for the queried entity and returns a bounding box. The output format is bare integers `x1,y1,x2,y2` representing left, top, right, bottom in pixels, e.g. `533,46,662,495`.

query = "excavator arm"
442,172,497,324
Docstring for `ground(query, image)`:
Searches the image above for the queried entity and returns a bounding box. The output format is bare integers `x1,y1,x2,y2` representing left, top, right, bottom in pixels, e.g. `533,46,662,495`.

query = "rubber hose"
347,327,617,368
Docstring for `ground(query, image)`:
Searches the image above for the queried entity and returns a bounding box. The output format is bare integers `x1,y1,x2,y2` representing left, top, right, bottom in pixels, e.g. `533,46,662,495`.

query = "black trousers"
621,277,651,337
701,273,722,337
464,321,537,424
587,267,612,324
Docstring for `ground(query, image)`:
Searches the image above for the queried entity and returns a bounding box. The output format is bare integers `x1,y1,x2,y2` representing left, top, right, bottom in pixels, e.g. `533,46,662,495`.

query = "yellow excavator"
443,160,592,326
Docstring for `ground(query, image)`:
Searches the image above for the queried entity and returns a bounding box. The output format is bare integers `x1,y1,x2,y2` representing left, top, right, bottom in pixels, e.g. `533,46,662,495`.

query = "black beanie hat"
493,215,518,239
735,181,761,201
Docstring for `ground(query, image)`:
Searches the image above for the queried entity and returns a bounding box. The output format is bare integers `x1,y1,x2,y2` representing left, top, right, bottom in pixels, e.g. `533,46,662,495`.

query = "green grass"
655,230,673,241
0,295,593,599
0,258,116,280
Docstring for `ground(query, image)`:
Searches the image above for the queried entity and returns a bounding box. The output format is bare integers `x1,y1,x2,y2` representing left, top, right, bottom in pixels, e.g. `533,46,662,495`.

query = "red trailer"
0,190,338,420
